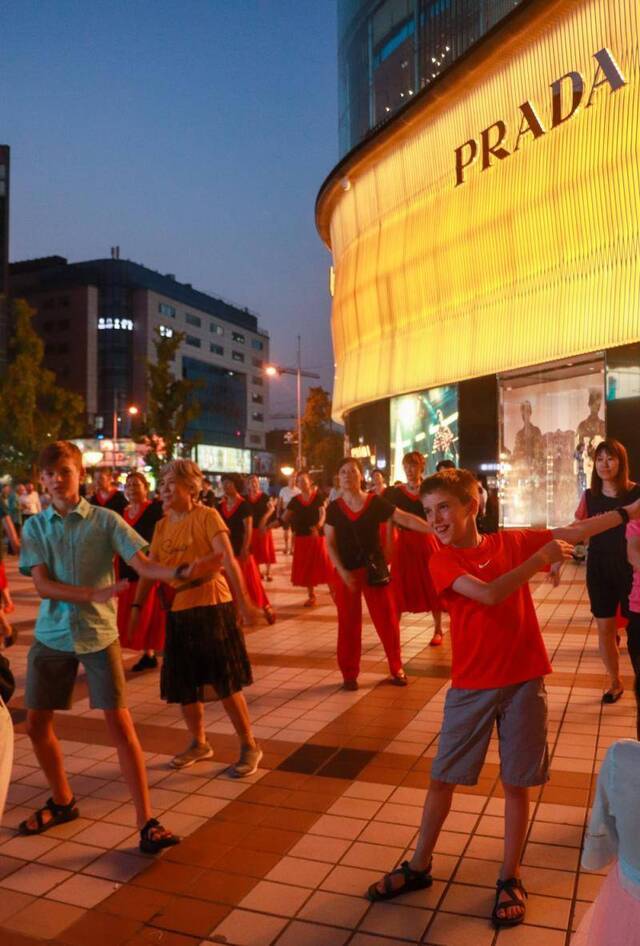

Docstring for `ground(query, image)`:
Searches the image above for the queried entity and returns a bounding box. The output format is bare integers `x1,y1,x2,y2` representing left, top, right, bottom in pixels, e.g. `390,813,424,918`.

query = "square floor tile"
72,821,134,849
211,908,288,946
309,814,368,841
3,861,73,895
359,902,432,941
84,849,148,882
2,898,85,939
266,856,333,889
37,840,103,872
297,890,369,928
239,880,312,917
275,919,350,946
320,865,382,898
46,872,117,907
424,911,496,945
340,841,404,872
288,835,352,864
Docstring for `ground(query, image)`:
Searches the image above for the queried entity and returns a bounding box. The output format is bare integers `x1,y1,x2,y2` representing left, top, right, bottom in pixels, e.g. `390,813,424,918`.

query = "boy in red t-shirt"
368,468,640,929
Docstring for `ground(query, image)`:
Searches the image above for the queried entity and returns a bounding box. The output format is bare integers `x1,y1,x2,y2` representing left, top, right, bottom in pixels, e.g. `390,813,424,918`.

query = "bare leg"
597,616,622,692
373,779,454,894
24,710,73,829
222,691,256,748
495,783,530,921
430,611,444,644
181,701,207,745
103,709,152,828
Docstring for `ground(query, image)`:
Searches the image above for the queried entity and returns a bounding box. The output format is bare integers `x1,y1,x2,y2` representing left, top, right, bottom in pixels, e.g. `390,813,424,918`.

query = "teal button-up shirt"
19,498,147,654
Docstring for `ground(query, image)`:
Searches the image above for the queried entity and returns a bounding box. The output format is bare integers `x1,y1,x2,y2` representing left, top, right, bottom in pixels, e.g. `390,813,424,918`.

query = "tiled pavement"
0,552,636,946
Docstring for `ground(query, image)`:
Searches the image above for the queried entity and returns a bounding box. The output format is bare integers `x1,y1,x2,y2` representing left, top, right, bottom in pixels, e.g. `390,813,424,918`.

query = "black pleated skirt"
160,602,253,704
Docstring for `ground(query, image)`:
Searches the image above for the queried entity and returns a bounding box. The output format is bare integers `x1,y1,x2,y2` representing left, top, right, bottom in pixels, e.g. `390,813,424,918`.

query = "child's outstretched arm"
392,508,432,533
451,539,574,606
30,563,129,604
553,497,640,545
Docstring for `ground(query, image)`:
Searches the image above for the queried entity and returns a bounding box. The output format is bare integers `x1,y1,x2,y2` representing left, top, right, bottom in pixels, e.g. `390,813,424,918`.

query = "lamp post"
265,335,320,472
112,396,139,468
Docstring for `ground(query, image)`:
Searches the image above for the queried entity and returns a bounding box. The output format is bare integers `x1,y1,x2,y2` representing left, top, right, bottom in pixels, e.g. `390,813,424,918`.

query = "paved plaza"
0,553,636,946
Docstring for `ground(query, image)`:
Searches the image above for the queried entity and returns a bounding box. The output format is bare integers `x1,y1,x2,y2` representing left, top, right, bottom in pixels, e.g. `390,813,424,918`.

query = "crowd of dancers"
1,437,640,941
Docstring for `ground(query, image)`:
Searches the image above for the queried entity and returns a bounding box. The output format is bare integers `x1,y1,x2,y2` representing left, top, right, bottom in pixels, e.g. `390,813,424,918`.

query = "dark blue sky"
4,0,338,417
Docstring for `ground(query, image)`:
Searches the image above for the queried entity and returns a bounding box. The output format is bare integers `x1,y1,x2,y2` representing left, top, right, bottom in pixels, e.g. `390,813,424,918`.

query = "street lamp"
264,335,320,472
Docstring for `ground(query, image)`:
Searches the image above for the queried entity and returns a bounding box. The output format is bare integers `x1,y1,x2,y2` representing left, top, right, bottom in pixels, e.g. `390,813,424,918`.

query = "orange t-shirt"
429,530,553,690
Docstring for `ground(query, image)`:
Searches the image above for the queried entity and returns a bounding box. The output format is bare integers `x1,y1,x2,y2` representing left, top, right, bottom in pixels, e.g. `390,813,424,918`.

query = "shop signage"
350,444,372,458
454,47,626,186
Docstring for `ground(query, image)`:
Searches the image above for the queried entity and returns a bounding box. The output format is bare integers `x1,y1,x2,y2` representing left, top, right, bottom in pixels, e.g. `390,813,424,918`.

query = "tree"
141,328,202,478
0,298,85,478
301,386,343,479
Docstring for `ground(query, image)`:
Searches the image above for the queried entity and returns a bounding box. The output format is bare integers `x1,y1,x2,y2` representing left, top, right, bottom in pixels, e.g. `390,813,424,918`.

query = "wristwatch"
619,507,630,525
174,563,189,580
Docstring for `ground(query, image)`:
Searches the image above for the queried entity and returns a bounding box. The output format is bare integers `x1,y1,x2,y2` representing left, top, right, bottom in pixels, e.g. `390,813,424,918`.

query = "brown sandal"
18,796,79,836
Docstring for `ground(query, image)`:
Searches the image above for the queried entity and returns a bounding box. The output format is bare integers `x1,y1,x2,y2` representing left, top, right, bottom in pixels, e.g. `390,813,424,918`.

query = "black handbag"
347,517,391,587
0,653,15,704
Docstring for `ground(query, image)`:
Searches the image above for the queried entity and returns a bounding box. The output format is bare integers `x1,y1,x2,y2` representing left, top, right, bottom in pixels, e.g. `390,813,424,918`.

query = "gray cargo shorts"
25,640,127,711
430,677,549,787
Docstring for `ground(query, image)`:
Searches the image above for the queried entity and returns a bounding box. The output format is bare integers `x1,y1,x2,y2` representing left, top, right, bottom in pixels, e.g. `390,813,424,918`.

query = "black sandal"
602,687,624,704
139,817,180,854
367,859,432,902
18,796,79,836
492,876,528,928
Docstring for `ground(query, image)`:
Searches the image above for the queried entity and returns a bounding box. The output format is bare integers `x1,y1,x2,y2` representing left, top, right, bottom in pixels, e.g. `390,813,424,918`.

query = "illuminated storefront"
318,0,640,526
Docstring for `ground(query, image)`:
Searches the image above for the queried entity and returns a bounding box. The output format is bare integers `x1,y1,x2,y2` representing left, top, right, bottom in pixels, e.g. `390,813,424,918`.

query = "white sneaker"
170,740,214,769
229,744,263,778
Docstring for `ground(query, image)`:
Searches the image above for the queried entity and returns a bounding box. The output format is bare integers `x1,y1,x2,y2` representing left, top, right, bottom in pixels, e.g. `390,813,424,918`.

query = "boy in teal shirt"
19,441,186,853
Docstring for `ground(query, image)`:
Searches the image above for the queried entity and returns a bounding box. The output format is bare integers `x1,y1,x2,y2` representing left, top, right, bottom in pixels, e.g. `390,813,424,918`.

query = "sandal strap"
47,796,76,815
140,817,160,838
495,876,528,910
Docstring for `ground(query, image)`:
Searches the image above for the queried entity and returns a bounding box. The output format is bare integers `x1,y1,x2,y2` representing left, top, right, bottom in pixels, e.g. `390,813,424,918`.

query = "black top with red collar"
246,492,274,528
216,497,252,556
90,488,127,516
387,484,426,527
325,494,394,571
116,500,164,582
287,491,325,537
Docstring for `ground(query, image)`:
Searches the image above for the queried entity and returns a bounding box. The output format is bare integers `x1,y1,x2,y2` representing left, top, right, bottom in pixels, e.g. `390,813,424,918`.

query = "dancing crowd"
1,437,640,941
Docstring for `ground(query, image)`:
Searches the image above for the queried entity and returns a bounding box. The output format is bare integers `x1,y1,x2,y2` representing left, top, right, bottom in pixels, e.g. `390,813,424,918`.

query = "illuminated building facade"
318,0,640,527
0,146,9,370
9,257,270,470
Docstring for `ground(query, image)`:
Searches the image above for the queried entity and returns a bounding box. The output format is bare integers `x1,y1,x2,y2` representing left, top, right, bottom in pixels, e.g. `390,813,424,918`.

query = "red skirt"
238,555,270,609
117,580,166,652
391,529,441,614
251,528,277,565
291,535,331,587
0,562,7,592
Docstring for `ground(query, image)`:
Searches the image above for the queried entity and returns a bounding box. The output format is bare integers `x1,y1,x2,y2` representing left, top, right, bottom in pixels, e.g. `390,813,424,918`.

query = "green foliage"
301,386,343,478
141,328,202,477
0,298,85,478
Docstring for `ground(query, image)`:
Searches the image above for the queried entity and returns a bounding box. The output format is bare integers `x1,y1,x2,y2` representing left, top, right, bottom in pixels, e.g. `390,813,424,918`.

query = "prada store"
316,0,640,528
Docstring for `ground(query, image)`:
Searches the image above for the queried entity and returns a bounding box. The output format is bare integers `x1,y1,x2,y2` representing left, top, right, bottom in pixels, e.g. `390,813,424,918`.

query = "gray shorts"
431,677,549,787
25,640,127,711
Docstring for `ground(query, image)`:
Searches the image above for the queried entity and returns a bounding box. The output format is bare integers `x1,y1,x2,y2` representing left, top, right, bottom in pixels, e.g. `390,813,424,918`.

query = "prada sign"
455,48,626,186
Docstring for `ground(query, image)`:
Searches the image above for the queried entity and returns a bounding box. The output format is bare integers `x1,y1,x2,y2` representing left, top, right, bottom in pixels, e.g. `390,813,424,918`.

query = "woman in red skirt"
116,472,166,671
217,474,276,625
325,458,436,690
369,469,395,562
388,452,444,646
284,472,331,607
246,474,277,582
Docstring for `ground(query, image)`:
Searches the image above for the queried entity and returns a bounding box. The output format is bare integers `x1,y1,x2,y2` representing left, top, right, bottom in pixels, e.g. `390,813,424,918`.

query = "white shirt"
19,490,42,516
279,486,300,508
582,739,640,895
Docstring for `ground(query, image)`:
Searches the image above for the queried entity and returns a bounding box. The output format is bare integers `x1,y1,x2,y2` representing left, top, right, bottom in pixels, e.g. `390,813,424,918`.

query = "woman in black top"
116,472,165,671
574,439,640,703
284,472,331,607
325,457,434,690
217,474,276,625
246,474,277,581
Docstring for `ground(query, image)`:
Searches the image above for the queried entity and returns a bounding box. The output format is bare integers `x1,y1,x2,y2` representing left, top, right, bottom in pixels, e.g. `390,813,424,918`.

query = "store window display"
390,385,459,482
499,358,605,528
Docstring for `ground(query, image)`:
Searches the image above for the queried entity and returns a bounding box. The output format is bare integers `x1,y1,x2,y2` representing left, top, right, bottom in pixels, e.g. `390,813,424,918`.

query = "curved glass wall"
338,0,526,155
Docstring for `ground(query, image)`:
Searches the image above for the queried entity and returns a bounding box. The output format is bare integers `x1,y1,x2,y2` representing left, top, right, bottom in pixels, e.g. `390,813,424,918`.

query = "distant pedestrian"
277,474,300,555
19,482,42,521
90,468,127,515
284,472,331,607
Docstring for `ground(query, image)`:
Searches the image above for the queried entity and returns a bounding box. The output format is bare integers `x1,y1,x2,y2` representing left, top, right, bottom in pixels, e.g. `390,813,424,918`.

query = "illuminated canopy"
316,0,640,421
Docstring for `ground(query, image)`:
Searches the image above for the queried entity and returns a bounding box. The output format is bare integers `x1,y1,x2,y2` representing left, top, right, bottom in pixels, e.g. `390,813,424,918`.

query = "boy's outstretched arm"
553,497,640,545
451,540,573,606
30,563,128,604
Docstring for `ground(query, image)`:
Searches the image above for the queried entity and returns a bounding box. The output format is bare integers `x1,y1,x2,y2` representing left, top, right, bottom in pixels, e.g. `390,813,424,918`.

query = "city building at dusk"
10,255,270,473
318,0,640,527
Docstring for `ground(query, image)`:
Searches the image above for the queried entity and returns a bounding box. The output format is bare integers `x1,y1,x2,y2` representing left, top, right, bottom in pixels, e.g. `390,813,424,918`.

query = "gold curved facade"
317,0,640,422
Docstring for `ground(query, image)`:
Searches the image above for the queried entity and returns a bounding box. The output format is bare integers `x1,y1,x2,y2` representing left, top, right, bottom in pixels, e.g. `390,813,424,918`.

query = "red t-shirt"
429,530,553,690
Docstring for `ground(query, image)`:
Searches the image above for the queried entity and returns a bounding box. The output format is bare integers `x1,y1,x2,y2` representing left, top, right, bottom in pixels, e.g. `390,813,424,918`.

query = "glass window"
390,384,459,480
186,335,201,348
252,376,263,387
251,339,264,351
252,357,263,368
232,331,245,344
159,324,173,337
186,313,201,327
159,303,176,317
232,351,245,363
251,411,264,423
210,343,224,356
210,323,224,335
498,355,605,528
250,434,261,445
251,392,263,404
